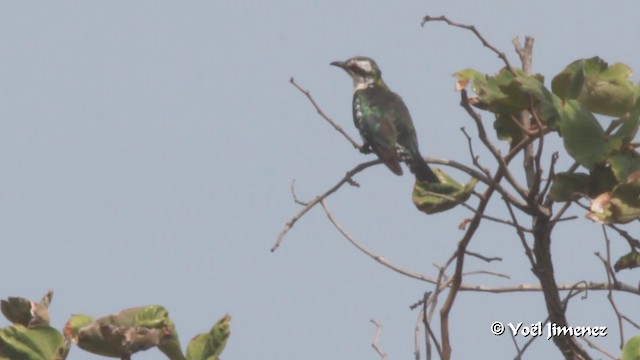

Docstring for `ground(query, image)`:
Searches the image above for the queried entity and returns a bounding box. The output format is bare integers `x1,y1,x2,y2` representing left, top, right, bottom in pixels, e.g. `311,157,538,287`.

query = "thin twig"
289,77,361,149
579,338,617,360
428,155,490,185
414,312,422,360
540,152,559,201
465,250,502,263
513,37,536,189
320,199,437,282
370,319,389,360
422,292,443,359
272,160,379,252
504,198,536,268
463,270,510,280
599,226,624,349
421,15,514,72
460,91,531,203
527,98,547,212
421,189,531,232
510,325,524,360
622,315,640,330
290,180,308,206
512,36,534,74
459,126,487,174
608,224,640,251
550,201,573,225
459,127,529,213
320,199,640,295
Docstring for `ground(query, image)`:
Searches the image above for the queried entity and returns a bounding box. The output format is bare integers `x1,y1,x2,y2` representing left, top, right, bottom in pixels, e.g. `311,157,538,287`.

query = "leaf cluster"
455,57,640,225
0,290,230,360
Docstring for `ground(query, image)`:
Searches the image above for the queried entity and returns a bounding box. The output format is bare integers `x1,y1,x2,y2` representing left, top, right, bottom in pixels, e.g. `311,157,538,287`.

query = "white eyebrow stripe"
353,60,372,73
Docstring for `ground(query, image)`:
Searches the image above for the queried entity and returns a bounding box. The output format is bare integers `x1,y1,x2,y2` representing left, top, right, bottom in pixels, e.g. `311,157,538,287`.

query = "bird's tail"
409,156,439,183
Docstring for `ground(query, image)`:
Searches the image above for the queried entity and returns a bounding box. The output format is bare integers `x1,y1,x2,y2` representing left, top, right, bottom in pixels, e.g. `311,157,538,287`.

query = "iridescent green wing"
353,87,402,175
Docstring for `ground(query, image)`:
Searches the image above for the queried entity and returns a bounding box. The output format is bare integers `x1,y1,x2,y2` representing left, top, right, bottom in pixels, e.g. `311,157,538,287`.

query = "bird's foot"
359,143,373,154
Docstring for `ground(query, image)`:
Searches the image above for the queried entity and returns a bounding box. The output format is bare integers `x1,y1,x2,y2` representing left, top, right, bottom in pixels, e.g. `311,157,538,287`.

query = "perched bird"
330,56,439,183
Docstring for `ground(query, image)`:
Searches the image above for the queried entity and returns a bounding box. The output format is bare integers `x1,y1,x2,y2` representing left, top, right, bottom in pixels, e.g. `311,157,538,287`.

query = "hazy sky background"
1,1,639,359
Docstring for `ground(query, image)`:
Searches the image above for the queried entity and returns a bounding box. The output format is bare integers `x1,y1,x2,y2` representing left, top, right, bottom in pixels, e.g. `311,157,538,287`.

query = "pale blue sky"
1,1,639,359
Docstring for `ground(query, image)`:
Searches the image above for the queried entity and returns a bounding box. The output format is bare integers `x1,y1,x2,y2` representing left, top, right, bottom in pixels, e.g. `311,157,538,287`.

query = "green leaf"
610,110,640,149
454,69,564,140
586,176,640,224
552,57,637,116
453,68,485,94
493,113,524,145
412,169,478,214
623,335,640,360
64,306,186,360
552,58,585,100
609,153,640,182
614,252,640,272
64,313,119,358
186,314,231,360
566,60,586,99
134,305,171,329
558,100,608,170
481,68,531,113
609,179,640,223
548,168,618,202
0,326,68,360
455,67,533,113
548,172,589,202
514,75,563,130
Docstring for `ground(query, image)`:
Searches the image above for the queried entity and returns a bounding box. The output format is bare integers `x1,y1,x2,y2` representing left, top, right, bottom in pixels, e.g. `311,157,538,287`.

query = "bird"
330,56,439,183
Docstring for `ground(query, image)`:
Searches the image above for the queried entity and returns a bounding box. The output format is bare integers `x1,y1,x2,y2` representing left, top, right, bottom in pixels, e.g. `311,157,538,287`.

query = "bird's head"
330,56,385,91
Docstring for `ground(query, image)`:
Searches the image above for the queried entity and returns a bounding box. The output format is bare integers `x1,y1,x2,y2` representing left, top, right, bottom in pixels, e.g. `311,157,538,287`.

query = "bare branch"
459,126,487,174
519,281,597,357
439,123,500,359
421,189,530,231
428,155,490,185
465,250,502,263
510,325,524,360
527,99,547,210
421,15,514,72
463,270,511,280
608,224,640,251
370,320,389,360
512,36,534,74
540,152,559,201
598,226,624,349
459,90,531,202
413,312,422,360
422,292,443,359
319,200,640,295
459,127,530,213
622,315,640,330
513,37,536,189
579,338,617,360
289,77,361,149
290,180,308,206
320,199,438,282
550,201,574,225
272,160,379,252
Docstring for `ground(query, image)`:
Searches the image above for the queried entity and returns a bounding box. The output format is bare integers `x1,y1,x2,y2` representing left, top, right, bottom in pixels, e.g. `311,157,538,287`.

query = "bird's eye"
348,63,367,76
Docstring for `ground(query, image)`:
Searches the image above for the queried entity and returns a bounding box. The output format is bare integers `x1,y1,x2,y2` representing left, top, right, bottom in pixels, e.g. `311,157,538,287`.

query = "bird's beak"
330,60,347,69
